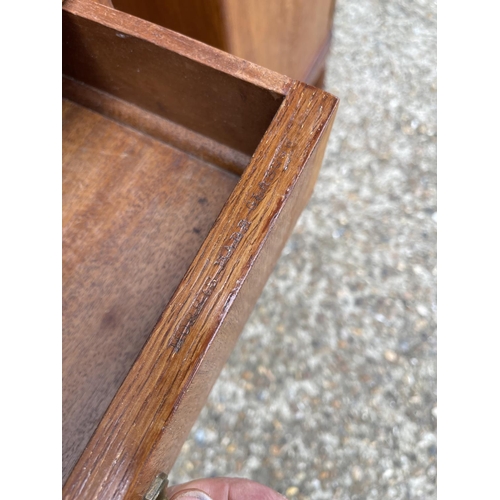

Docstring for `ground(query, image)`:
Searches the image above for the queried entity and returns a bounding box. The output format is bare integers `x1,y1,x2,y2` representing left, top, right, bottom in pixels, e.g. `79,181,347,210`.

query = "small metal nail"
144,472,169,500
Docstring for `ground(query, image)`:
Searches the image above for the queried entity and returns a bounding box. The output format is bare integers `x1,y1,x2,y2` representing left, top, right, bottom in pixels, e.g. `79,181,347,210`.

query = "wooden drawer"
62,1,338,499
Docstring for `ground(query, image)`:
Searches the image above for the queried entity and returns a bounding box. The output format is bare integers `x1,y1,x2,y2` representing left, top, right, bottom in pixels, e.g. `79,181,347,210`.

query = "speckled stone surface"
169,1,437,498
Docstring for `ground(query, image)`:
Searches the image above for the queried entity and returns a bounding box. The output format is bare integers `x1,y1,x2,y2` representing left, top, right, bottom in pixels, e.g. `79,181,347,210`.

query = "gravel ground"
170,1,437,498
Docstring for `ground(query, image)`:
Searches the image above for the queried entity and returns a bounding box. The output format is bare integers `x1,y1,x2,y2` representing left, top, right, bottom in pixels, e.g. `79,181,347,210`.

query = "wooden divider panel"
63,0,289,156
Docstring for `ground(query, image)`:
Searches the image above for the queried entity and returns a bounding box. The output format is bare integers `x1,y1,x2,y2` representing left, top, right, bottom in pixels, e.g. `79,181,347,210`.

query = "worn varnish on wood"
62,1,339,499
110,0,336,85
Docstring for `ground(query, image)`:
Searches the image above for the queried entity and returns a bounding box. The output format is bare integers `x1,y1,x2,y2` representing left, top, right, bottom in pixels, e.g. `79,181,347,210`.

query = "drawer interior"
62,1,285,482
62,100,239,481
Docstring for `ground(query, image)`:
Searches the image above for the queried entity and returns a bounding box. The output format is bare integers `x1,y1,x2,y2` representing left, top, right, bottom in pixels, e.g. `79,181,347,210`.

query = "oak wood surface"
63,80,338,500
110,0,336,83
62,99,239,482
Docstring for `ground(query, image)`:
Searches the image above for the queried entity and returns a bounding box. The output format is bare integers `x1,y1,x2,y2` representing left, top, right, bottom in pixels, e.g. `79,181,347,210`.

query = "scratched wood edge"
63,0,293,97
139,101,338,493
62,76,250,175
63,80,339,500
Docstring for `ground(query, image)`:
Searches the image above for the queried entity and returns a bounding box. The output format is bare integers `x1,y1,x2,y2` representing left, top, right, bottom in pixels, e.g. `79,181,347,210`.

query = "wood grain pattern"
63,80,339,500
62,99,239,482
111,0,227,50
110,0,336,84
222,0,335,82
